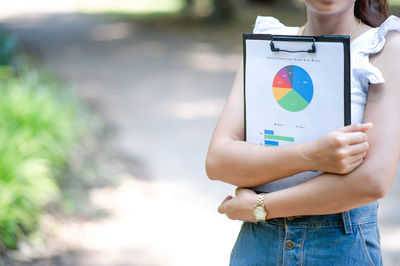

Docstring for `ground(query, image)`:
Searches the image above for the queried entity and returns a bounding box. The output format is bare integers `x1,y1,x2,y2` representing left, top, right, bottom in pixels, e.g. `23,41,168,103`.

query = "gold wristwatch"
253,193,267,221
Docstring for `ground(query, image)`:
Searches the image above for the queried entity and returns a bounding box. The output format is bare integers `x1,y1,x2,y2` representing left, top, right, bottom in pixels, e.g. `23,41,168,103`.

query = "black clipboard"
243,34,351,192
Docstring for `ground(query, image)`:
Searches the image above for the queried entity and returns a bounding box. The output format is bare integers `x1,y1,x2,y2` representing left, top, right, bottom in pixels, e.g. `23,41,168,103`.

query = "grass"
0,59,83,250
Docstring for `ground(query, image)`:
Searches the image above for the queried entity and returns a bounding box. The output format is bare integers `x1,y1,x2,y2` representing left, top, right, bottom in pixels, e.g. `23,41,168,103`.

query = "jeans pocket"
230,222,280,266
357,223,383,266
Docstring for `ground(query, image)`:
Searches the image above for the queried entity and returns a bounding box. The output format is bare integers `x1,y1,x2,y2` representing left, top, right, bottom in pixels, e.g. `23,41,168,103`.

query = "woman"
206,0,400,265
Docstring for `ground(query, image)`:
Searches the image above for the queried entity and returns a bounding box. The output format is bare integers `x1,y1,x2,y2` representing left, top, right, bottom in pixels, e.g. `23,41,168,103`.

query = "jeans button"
285,240,295,250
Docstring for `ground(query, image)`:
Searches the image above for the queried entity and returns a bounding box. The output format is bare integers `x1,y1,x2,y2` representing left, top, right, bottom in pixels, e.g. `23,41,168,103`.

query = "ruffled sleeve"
352,15,400,86
253,16,285,34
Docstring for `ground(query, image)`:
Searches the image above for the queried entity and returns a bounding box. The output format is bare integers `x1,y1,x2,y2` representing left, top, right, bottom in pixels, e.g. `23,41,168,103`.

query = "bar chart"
264,129,295,147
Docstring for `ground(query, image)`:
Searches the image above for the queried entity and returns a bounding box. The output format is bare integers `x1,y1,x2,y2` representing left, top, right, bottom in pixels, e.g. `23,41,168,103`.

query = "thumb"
339,122,373,133
218,195,233,214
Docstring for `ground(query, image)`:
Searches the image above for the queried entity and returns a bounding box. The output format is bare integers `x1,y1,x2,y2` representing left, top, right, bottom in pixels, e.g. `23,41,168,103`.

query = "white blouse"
253,15,400,124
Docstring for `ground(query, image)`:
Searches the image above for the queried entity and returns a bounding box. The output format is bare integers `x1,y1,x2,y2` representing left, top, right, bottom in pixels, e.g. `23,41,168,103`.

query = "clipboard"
243,34,351,192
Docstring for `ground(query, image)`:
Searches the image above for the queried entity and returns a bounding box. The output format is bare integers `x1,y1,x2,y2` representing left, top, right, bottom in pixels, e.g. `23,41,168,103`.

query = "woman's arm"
206,63,371,187
218,31,400,221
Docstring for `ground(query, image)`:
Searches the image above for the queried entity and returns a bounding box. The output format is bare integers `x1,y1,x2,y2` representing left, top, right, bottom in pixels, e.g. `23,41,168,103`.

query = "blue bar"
264,130,274,135
265,140,279,146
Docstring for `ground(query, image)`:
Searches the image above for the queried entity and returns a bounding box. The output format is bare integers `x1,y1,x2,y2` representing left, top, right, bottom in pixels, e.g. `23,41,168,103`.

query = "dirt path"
1,10,399,266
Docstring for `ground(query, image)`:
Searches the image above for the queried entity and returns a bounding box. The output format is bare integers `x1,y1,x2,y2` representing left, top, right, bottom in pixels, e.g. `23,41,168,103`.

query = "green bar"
265,134,294,142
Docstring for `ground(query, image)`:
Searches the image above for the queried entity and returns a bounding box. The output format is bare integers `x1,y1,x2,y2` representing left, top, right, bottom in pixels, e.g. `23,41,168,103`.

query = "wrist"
263,192,274,220
245,191,258,210
298,142,314,172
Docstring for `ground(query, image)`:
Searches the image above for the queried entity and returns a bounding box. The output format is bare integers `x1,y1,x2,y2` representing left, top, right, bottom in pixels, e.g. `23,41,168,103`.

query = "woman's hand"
303,123,373,174
218,188,259,222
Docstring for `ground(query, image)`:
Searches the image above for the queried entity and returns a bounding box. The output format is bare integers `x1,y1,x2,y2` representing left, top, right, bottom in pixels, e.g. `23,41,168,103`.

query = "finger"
338,123,373,133
347,142,369,155
343,132,368,145
218,195,233,214
346,158,364,173
346,152,367,164
360,122,373,132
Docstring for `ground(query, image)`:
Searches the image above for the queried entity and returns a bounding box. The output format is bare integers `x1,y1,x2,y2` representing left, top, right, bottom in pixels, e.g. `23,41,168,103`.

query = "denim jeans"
230,202,382,266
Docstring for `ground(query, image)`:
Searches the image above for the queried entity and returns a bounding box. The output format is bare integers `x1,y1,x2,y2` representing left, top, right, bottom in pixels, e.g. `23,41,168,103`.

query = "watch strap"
255,193,266,208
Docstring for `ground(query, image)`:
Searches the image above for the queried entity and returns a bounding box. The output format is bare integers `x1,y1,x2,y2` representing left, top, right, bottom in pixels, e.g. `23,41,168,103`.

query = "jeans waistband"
266,201,378,232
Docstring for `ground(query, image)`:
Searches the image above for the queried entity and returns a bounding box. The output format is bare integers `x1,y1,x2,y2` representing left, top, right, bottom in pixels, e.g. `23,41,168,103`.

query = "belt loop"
342,211,353,235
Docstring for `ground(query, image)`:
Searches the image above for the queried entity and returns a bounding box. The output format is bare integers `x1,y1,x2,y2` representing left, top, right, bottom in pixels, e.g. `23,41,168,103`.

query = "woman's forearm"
206,140,311,187
264,156,394,219
265,173,373,219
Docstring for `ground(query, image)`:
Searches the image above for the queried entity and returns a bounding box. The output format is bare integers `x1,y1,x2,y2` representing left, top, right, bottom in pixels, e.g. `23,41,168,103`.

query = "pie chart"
272,65,313,112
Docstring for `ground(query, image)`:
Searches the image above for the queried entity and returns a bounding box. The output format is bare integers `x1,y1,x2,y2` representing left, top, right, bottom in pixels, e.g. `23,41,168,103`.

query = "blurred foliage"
0,33,83,250
0,33,17,66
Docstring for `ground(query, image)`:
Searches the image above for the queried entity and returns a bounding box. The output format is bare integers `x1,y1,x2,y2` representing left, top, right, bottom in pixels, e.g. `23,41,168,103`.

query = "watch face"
253,207,266,221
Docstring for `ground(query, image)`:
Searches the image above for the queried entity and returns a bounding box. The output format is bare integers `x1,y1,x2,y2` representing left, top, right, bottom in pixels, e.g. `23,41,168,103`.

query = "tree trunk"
211,0,235,22
185,0,194,7
183,0,195,13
